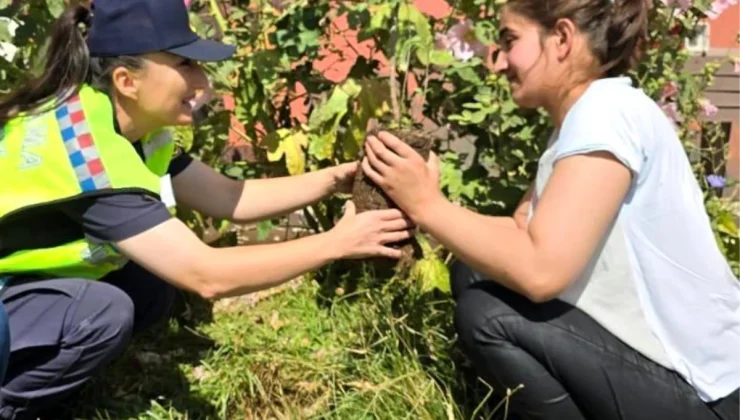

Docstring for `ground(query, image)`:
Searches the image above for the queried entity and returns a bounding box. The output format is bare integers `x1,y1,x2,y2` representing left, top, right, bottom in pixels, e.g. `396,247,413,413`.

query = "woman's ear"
551,18,577,61
110,66,141,101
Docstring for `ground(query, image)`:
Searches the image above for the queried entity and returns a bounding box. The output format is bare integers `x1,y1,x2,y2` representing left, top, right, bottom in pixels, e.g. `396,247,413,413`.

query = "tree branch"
388,1,401,124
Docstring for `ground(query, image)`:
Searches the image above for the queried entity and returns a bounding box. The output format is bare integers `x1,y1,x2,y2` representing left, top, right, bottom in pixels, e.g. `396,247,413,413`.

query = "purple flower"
434,20,487,62
707,174,726,188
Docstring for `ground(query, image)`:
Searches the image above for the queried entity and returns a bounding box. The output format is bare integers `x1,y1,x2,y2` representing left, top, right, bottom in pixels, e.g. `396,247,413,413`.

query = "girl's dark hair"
507,0,649,78
0,5,146,123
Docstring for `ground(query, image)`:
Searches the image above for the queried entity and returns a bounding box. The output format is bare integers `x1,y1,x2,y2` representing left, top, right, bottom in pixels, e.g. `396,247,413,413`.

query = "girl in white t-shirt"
360,0,740,418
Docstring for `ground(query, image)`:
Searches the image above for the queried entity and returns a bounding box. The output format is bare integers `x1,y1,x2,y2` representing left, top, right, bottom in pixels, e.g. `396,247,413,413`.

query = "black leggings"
451,261,739,420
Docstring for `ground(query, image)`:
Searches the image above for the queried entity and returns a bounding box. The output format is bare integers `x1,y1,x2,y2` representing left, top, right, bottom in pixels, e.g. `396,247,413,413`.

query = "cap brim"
167,38,235,62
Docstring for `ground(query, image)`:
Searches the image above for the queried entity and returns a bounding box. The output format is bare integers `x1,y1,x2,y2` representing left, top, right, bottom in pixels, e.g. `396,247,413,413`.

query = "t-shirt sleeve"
61,194,173,243
553,96,646,178
168,148,193,177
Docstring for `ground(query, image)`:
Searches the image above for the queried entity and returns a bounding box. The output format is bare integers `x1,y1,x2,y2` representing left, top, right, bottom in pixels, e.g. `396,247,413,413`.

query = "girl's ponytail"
602,0,649,77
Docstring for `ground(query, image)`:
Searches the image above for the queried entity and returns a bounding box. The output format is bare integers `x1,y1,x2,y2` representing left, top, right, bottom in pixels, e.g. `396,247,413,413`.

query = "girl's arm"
363,132,631,302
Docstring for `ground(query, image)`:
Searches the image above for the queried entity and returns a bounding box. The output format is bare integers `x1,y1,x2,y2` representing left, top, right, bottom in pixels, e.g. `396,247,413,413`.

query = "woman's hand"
328,200,414,259
330,162,359,194
361,131,442,222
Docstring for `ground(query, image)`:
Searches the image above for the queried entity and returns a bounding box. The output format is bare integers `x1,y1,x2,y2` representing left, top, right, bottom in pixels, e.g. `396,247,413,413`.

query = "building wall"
709,3,739,50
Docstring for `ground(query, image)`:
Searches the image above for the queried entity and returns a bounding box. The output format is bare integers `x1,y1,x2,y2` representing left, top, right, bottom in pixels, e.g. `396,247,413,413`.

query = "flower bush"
200,0,738,278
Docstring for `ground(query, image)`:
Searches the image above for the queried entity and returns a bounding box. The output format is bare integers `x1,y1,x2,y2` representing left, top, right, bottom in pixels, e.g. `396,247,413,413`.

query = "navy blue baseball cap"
86,0,235,61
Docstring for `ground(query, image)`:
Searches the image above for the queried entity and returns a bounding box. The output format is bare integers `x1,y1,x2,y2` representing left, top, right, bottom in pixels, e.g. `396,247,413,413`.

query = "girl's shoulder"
574,77,657,118
563,77,667,141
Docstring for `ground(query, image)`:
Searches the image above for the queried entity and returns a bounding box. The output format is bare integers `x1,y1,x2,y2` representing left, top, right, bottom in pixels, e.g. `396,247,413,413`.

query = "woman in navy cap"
0,0,413,417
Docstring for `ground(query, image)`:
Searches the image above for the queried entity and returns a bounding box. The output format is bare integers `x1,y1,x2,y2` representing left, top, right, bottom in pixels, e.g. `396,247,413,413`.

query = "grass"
64,271,511,420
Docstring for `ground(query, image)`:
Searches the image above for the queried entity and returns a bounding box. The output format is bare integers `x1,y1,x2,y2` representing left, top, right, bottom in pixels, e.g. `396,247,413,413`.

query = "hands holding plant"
326,131,441,261
328,201,414,259
360,131,441,224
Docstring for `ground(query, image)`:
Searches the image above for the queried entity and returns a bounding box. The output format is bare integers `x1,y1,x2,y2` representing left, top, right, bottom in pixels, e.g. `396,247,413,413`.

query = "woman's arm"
362,132,631,302
115,201,413,300
513,185,534,229
171,159,356,224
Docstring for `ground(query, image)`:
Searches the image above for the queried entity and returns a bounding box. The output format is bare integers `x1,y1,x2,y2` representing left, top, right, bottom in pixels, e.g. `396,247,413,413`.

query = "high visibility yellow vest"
0,85,176,279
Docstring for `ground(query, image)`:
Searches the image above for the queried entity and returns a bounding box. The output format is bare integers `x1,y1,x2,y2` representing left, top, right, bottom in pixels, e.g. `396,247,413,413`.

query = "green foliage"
0,0,61,91
70,281,503,419
197,0,739,278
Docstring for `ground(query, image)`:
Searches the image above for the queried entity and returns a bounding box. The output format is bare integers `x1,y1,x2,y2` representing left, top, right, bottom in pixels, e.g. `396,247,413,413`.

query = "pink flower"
698,98,718,117
662,102,683,123
661,81,679,101
661,0,693,10
184,0,192,9
733,56,740,73
658,82,681,124
434,20,487,62
706,0,738,18
434,33,451,50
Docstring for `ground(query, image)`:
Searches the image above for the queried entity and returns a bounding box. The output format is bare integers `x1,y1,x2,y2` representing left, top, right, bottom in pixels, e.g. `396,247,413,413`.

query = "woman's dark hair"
506,0,649,78
0,5,146,123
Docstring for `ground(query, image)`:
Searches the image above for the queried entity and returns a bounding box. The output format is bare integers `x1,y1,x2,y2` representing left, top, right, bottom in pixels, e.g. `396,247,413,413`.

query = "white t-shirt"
529,77,740,402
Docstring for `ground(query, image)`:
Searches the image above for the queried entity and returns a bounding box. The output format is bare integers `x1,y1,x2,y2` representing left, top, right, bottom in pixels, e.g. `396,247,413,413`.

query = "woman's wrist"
410,193,448,231
327,164,354,195
317,229,346,261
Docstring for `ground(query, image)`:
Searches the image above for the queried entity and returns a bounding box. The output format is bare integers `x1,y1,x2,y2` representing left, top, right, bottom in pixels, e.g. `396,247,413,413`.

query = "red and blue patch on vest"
55,94,111,192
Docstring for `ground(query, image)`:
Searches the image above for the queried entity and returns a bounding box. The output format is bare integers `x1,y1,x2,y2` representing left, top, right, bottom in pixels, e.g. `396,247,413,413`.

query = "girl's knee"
450,260,484,300
454,287,518,353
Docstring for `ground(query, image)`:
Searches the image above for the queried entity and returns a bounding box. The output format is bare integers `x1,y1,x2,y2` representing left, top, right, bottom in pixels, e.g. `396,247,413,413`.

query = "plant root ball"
351,125,433,275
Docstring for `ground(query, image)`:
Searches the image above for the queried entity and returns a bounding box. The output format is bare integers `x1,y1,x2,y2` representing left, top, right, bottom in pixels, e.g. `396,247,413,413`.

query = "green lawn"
63,275,513,419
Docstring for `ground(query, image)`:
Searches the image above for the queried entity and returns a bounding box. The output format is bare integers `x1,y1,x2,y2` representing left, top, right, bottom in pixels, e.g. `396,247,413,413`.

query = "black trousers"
451,261,739,420
0,263,176,420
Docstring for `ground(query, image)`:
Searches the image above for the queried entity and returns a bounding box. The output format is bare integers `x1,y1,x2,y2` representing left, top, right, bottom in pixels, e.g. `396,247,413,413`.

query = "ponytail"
0,5,92,123
602,0,648,77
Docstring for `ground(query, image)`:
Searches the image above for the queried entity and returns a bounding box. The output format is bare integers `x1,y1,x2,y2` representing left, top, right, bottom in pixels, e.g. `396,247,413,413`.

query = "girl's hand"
361,131,441,222
329,201,414,259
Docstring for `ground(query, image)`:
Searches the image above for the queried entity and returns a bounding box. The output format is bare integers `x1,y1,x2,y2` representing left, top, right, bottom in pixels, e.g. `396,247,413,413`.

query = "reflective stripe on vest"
0,85,175,279
143,128,176,176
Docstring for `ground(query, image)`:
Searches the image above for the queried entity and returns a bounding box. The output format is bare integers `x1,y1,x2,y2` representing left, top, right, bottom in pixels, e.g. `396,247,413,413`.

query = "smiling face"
137,52,209,126
112,52,209,131
493,7,563,109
